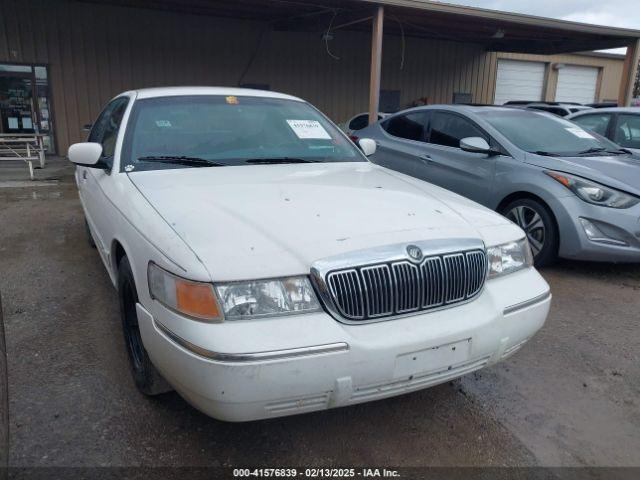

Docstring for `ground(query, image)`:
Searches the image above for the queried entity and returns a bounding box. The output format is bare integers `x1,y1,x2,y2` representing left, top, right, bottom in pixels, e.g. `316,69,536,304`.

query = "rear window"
348,114,369,131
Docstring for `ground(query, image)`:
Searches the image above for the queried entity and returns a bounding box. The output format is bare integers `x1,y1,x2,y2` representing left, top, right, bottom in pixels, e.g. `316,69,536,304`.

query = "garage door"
555,65,599,104
494,60,546,105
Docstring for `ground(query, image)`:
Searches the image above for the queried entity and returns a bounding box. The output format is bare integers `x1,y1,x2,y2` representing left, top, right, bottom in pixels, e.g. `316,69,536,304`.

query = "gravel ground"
0,159,638,468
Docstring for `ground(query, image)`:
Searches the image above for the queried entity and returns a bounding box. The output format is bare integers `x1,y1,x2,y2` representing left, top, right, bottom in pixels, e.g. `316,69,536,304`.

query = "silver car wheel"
507,206,545,256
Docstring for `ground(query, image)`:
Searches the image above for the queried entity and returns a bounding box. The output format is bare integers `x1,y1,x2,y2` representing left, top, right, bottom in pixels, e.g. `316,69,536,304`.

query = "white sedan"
69,87,551,422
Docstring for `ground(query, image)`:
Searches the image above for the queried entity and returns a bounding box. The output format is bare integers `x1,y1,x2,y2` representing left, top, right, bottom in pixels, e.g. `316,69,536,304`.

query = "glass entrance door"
0,74,36,134
0,64,55,153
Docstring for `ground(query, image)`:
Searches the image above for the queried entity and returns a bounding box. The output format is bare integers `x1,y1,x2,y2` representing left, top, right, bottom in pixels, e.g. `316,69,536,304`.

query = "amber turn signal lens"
175,280,221,319
546,172,571,187
148,262,222,321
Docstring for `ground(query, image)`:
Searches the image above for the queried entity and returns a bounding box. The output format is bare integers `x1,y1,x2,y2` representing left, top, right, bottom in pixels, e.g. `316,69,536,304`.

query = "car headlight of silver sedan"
546,171,639,209
487,238,534,279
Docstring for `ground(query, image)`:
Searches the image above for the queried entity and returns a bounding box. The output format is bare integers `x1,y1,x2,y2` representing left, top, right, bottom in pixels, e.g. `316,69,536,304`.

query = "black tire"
85,219,96,248
500,197,558,268
117,256,172,396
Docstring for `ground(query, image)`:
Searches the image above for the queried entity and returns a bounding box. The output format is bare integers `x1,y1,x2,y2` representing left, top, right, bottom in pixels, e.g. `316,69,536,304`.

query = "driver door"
79,97,129,260
420,111,498,206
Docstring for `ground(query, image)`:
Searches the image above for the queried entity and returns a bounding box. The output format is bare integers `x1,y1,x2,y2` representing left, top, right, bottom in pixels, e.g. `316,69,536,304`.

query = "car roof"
121,86,303,102
383,104,568,118
412,104,517,114
525,103,587,108
568,107,640,117
352,112,390,118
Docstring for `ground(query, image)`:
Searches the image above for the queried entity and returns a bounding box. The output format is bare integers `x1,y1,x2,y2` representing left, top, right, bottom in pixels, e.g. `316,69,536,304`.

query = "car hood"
129,162,514,280
524,153,640,195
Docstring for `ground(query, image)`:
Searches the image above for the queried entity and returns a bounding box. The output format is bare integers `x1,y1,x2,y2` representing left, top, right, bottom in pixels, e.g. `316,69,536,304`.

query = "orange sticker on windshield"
226,96,239,105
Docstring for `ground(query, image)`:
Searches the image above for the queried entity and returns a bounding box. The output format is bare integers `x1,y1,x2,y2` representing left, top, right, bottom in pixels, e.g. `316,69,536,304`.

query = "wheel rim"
506,205,545,257
122,279,144,373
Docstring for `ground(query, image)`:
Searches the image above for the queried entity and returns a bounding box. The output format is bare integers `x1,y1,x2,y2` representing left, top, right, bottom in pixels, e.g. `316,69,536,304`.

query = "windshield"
121,95,363,171
480,109,622,156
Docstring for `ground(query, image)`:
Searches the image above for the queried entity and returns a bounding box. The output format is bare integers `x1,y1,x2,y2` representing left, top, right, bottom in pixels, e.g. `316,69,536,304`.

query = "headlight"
148,262,222,322
546,171,639,209
487,238,533,278
215,276,321,320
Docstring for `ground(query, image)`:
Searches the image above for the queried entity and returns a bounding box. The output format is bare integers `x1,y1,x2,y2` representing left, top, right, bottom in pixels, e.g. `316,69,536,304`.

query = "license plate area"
394,338,472,378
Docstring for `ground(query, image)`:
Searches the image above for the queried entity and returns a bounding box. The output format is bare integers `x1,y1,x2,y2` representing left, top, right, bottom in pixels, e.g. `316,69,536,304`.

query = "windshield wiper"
531,151,561,157
137,155,225,167
244,157,318,165
576,147,629,157
576,147,606,155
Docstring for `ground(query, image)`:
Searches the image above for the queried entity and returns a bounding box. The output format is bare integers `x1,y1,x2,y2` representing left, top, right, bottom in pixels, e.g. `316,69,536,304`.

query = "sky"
442,0,639,53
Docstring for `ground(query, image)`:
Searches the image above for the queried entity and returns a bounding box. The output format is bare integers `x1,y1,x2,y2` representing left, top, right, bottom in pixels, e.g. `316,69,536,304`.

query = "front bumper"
137,268,550,422
551,195,640,262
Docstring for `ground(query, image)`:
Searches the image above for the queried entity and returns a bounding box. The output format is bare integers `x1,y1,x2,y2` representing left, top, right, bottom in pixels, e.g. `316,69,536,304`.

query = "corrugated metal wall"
0,0,498,153
498,52,624,103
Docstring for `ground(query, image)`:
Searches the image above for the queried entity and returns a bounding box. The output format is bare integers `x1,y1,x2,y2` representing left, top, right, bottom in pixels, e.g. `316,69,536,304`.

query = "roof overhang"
81,0,640,54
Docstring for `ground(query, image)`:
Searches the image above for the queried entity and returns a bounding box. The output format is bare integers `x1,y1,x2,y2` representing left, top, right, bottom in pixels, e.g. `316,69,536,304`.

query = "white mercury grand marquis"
69,87,551,422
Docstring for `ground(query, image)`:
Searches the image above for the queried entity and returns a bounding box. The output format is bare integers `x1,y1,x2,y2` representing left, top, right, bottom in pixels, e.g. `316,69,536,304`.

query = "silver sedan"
357,105,640,266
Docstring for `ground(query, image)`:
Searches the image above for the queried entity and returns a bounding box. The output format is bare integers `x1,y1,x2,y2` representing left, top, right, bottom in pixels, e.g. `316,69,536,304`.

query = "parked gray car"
357,105,640,266
567,107,640,155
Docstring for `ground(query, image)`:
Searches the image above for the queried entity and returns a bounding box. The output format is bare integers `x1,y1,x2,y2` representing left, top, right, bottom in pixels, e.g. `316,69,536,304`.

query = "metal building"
1,0,639,155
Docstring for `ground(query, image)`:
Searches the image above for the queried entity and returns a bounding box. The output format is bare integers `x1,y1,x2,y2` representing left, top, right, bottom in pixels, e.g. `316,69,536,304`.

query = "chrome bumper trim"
503,291,552,315
153,320,349,362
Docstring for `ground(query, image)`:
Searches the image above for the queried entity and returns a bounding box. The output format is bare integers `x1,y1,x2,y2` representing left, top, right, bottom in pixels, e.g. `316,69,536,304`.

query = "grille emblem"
406,245,423,263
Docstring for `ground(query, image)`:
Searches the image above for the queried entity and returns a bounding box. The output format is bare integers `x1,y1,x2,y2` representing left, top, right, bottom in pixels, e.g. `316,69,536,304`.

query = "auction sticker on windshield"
287,119,332,139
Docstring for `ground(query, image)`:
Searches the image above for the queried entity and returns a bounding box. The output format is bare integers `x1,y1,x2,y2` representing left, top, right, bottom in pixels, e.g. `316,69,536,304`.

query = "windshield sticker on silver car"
286,120,331,139
124,165,134,172
155,120,172,128
565,127,595,139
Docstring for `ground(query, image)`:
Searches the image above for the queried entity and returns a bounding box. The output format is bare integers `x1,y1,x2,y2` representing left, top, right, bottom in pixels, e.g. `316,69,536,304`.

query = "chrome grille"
361,265,394,317
325,249,487,322
420,257,445,308
443,253,466,303
327,269,364,319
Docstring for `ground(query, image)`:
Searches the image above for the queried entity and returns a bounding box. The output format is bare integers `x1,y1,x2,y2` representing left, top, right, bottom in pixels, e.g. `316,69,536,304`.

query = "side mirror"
460,137,492,155
358,138,377,157
68,142,106,168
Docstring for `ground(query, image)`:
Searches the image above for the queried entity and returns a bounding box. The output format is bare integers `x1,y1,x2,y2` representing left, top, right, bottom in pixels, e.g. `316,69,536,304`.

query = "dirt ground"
0,158,638,468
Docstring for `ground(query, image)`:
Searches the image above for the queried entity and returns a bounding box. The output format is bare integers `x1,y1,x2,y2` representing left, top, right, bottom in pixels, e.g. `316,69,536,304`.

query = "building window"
380,90,401,113
453,92,473,104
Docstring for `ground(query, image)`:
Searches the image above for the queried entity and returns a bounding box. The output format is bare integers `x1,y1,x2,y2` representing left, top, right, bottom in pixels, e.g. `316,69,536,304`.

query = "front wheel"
501,198,558,268
117,256,172,396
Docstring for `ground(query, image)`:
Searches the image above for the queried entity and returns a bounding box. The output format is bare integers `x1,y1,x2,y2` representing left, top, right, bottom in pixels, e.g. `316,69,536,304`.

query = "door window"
613,114,640,149
428,112,487,149
571,113,612,136
382,112,430,142
89,97,129,162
